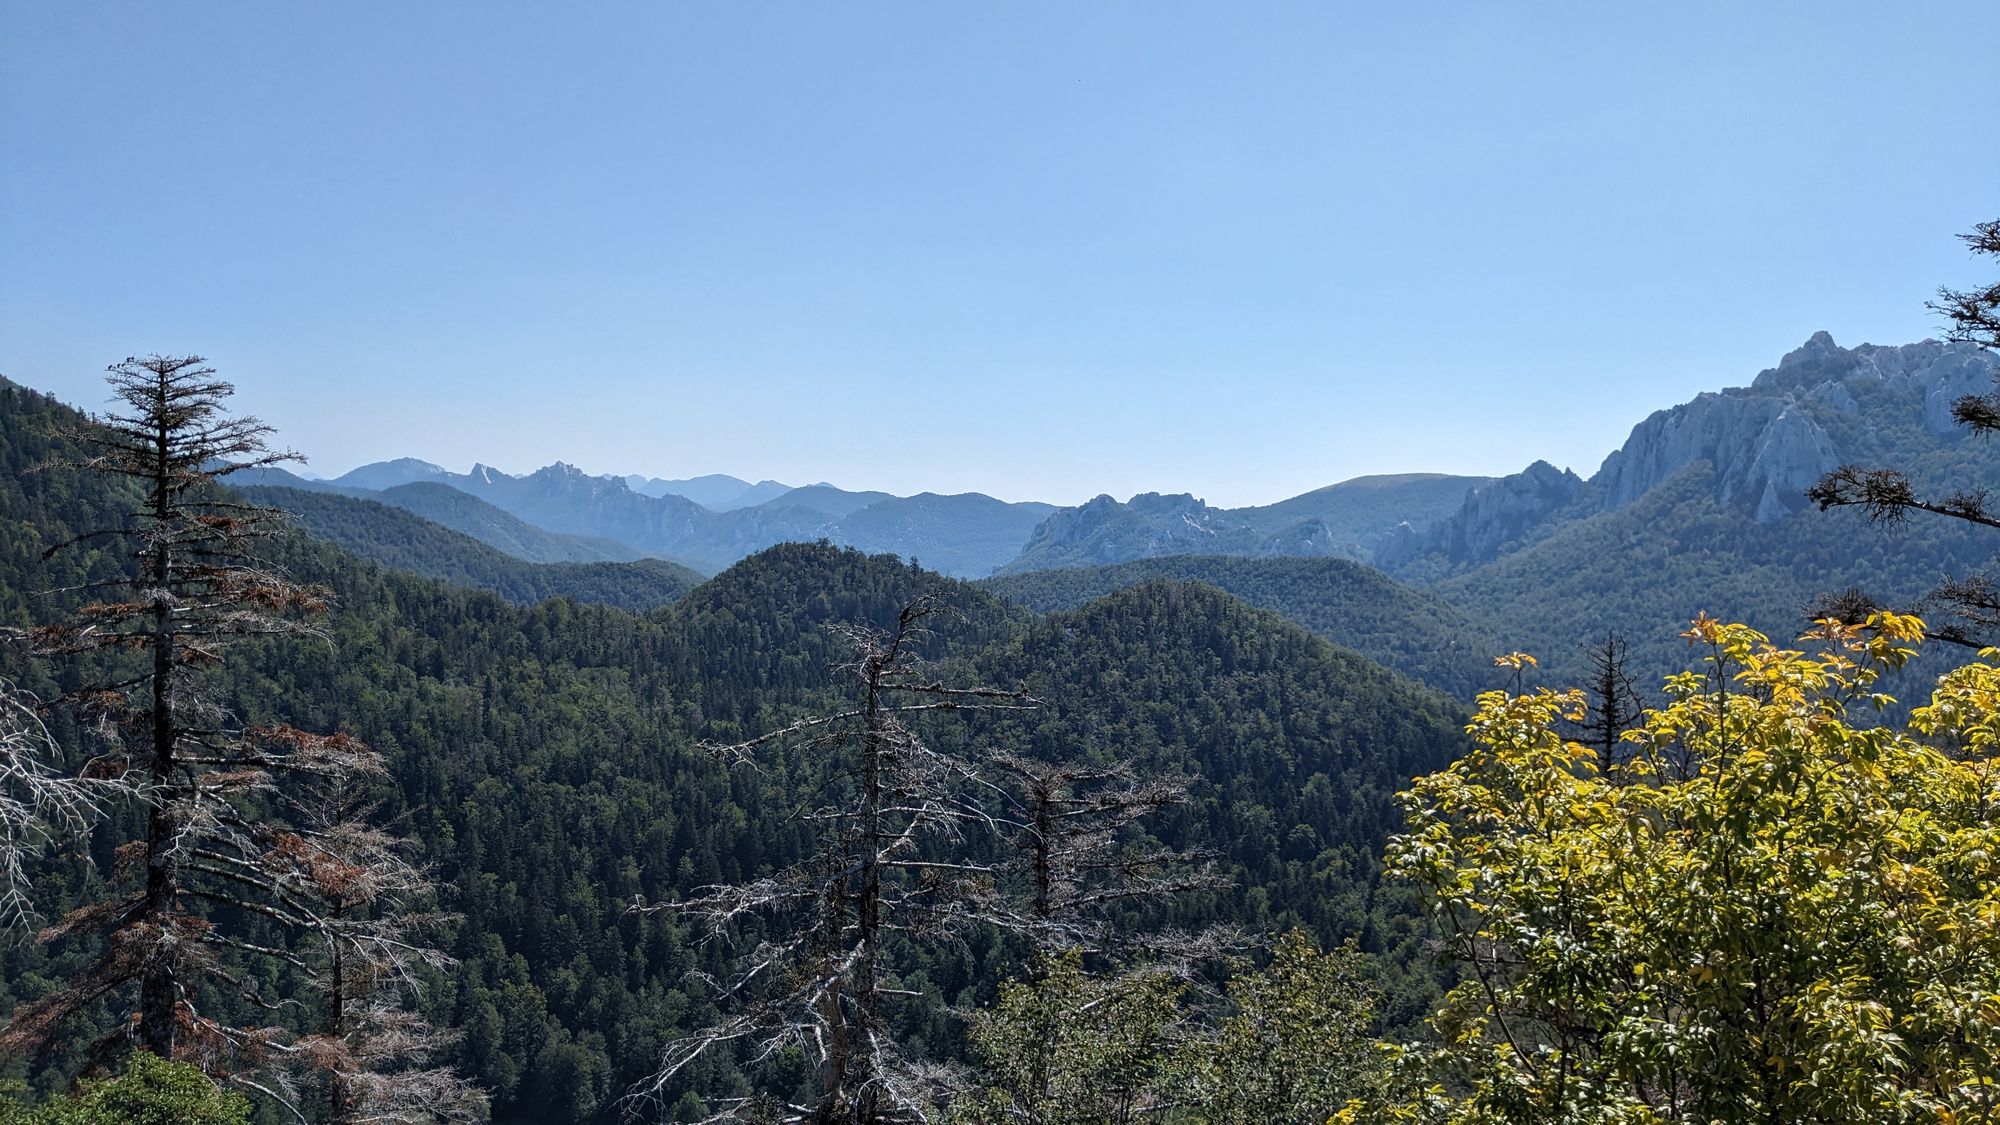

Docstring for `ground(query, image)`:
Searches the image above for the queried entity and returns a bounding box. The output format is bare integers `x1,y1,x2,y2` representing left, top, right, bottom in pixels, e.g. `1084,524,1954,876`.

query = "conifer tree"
635,596,1036,1123
278,781,487,1124
1577,633,1642,768
979,752,1236,984
0,356,480,1119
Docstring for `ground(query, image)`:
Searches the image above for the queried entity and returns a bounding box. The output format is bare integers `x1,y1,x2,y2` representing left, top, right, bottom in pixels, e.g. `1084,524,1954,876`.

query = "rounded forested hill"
970,578,1469,1012
981,554,1504,700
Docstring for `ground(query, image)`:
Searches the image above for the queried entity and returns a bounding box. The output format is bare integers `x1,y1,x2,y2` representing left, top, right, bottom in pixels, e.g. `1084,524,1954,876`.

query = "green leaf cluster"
0,1054,250,1125
964,932,1388,1124
1365,612,2000,1123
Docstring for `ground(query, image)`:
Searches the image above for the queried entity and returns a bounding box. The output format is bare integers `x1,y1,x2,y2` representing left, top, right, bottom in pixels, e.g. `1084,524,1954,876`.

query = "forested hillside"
0,379,1467,1121
1436,462,2000,685
981,555,1501,700
238,484,706,612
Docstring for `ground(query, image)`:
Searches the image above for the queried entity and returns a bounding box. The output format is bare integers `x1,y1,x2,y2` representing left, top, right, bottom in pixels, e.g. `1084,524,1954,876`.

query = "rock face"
1600,333,1995,522
1594,393,1835,523
1752,331,1996,435
1377,461,1588,568
1000,493,1243,575
1380,333,2000,574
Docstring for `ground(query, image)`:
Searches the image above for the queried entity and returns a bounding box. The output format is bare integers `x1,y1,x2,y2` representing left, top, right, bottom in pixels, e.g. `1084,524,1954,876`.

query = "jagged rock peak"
1375,461,1586,569
1778,329,1841,369
1586,333,2000,526
1751,332,1999,435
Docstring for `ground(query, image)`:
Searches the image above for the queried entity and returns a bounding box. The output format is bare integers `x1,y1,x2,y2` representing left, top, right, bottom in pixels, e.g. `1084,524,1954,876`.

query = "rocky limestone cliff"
1751,331,1996,434
1593,392,1835,523
1377,461,1588,568
1002,493,1243,573
1379,333,2000,573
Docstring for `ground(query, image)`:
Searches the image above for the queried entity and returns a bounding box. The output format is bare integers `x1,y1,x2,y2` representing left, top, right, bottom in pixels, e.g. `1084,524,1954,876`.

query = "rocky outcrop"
1752,331,1996,435
1593,393,1835,522
1598,333,1997,522
1377,461,1588,568
997,493,1257,574
1379,333,2000,574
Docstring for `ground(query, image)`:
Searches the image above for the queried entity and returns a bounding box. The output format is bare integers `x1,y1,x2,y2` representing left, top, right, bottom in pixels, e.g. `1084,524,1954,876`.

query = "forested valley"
3,224,2000,1125
0,374,1467,1121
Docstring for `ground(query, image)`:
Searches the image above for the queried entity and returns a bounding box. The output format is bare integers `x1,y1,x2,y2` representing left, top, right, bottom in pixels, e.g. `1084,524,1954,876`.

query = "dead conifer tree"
981,753,1230,969
1578,633,1643,769
631,595,1036,1125
0,356,480,1119
276,781,487,1124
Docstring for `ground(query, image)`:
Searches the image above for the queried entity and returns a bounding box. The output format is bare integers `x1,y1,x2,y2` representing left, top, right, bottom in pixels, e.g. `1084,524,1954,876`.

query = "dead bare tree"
981,753,1232,970
1933,219,2000,355
0,679,106,933
273,782,487,1125
0,356,481,1120
631,595,1037,1125
1578,633,1643,769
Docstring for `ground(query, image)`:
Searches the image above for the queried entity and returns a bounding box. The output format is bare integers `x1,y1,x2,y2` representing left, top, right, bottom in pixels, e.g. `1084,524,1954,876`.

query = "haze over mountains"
224,332,2000,687
232,333,2000,597
250,457,1493,580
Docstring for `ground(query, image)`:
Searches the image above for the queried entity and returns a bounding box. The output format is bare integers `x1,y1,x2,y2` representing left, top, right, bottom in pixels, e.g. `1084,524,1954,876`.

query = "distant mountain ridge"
240,333,2000,599
250,460,1060,576
624,473,794,510
994,473,1490,575
239,485,704,611
233,467,661,565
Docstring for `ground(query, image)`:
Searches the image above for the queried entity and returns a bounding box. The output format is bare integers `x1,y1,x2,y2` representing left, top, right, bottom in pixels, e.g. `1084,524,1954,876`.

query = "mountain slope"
982,555,1499,700
374,481,650,564
234,466,655,565
238,484,705,611
333,457,451,491
626,473,793,510
997,474,1489,576
968,579,1468,1024
1436,461,2000,687
754,483,895,519
832,492,1059,578
1387,334,2000,577
1364,334,2000,684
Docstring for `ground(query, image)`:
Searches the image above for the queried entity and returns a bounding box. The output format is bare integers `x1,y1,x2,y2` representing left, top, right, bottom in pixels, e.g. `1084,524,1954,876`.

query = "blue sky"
3,2,1994,506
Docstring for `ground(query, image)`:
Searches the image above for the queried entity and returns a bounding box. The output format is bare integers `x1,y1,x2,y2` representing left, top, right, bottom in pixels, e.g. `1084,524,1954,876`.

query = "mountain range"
206,332,2000,687
256,461,1488,580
